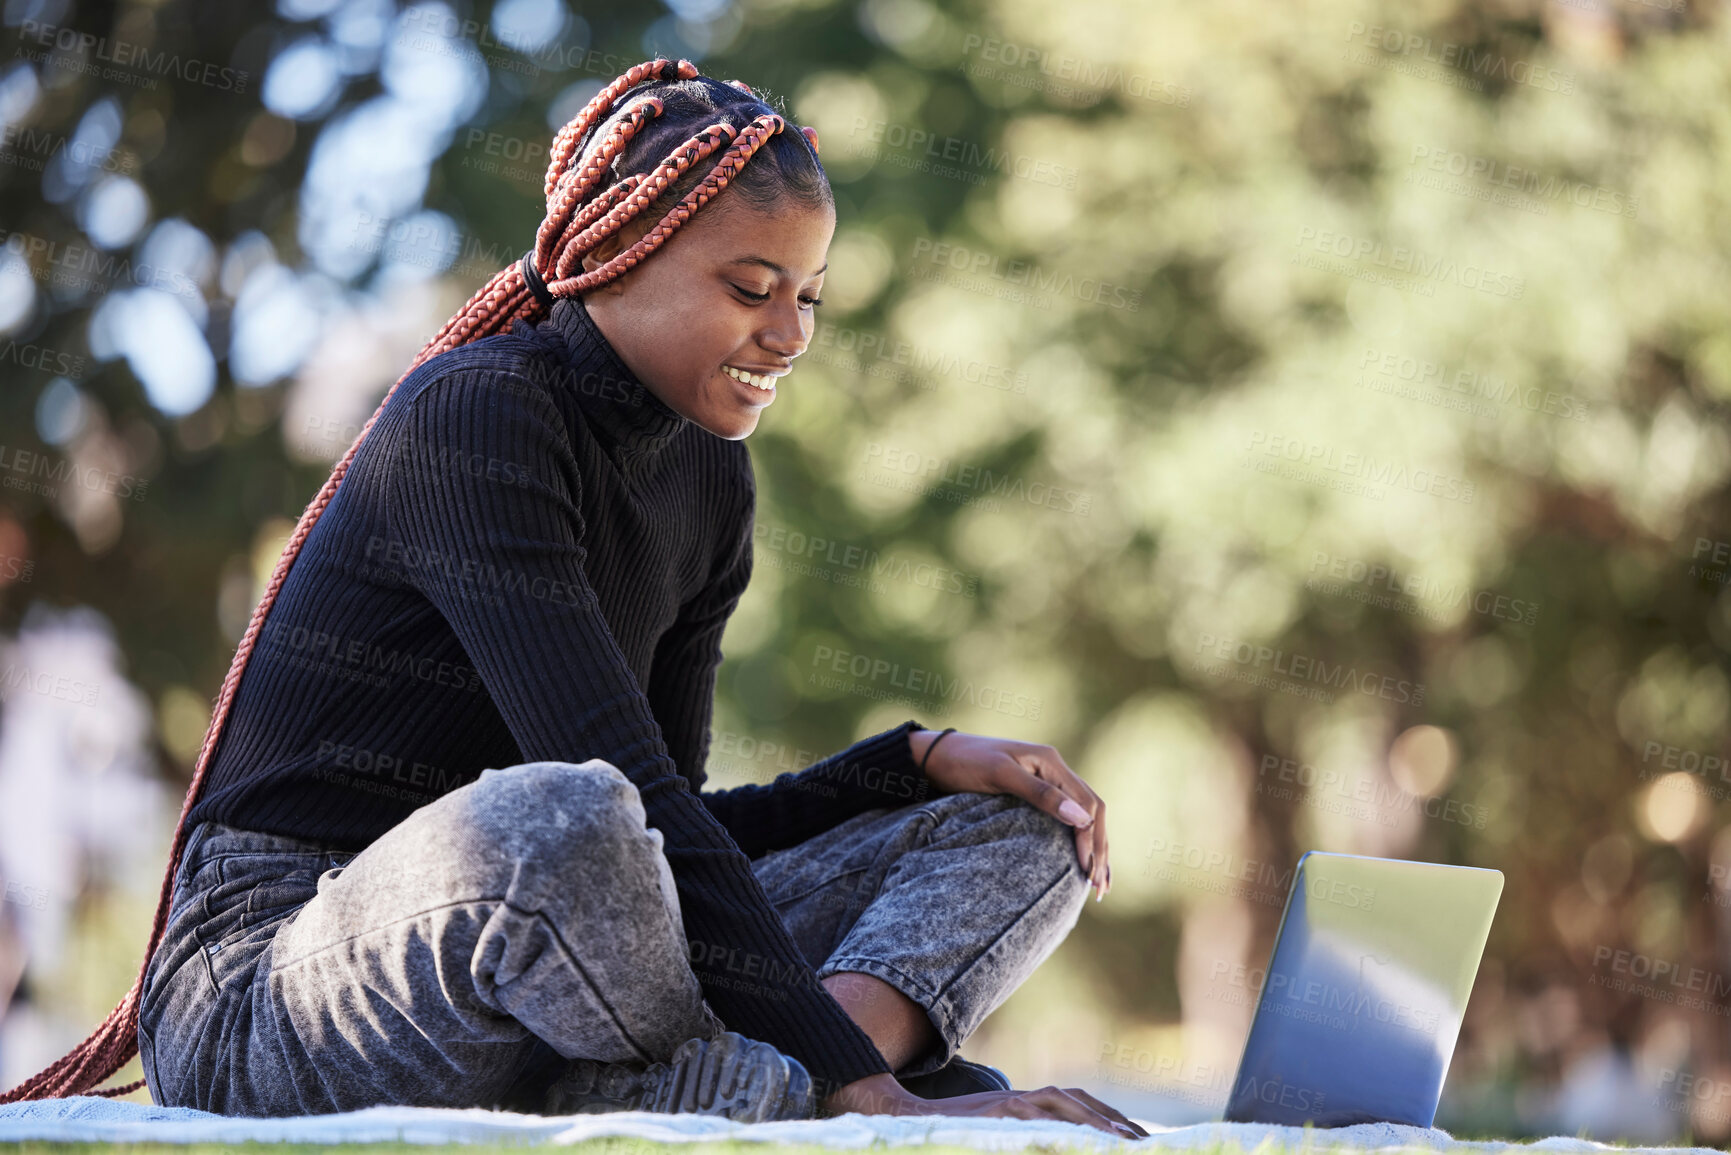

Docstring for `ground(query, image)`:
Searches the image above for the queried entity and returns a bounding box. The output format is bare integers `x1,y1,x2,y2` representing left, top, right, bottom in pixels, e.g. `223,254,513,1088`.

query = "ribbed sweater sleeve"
643,478,950,859
701,720,942,859
385,366,893,1092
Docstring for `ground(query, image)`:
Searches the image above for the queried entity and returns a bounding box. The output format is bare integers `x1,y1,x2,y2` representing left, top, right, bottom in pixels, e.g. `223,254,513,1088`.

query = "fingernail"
1059,799,1092,826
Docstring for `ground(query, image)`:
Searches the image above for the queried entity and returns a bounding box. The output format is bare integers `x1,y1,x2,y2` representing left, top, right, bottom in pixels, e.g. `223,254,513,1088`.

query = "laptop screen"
1223,852,1504,1127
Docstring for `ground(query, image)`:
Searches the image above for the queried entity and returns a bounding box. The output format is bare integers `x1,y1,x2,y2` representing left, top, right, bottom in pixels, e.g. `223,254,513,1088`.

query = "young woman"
2,60,1142,1138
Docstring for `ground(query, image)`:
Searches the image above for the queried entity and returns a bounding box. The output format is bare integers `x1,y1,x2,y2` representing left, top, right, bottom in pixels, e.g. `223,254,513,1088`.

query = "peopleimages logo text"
19,21,250,91
861,442,1092,516
1591,945,1731,1002
1194,632,1426,706
809,644,1042,720
1245,430,1477,504
849,118,1079,188
0,124,135,176
1308,550,1538,626
1344,22,1575,94
959,35,1192,107
910,238,1142,311
1358,347,1589,422
0,444,149,501
0,228,201,302
1294,228,1525,299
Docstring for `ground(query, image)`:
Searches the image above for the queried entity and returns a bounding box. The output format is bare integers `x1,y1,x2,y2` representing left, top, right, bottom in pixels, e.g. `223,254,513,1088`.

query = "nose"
757,298,812,361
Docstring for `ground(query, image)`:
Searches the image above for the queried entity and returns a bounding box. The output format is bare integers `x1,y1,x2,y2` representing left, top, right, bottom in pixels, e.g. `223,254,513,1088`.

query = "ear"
580,215,655,283
580,229,624,276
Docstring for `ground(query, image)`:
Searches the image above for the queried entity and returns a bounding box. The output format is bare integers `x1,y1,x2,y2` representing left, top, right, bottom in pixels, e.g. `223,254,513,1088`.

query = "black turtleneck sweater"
185,294,942,1093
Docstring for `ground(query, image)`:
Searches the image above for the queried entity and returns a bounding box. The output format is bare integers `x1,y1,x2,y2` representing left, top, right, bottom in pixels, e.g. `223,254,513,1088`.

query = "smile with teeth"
722,365,778,391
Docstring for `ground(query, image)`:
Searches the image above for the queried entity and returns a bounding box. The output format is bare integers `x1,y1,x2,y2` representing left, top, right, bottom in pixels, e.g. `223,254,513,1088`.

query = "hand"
910,729,1112,901
821,1072,1149,1138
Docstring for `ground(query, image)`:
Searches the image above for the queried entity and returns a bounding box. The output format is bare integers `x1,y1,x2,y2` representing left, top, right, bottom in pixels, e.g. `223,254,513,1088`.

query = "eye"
731,283,823,308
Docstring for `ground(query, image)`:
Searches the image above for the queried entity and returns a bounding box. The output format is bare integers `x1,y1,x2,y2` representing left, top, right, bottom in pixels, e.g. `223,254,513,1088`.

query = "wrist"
909,726,959,771
907,728,939,766
820,1071,917,1116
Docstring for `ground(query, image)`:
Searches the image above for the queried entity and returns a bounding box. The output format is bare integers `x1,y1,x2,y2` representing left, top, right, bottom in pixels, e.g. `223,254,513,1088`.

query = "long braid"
0,55,823,1105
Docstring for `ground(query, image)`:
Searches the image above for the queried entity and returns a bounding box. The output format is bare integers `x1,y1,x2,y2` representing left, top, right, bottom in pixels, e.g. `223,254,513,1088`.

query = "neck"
541,295,687,471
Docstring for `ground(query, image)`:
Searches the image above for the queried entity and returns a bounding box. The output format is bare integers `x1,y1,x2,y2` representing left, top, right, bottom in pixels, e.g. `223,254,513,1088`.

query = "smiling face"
576,190,835,440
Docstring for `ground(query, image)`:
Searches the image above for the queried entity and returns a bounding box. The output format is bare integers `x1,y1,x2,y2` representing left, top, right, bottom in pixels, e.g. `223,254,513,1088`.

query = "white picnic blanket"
0,1096,1718,1155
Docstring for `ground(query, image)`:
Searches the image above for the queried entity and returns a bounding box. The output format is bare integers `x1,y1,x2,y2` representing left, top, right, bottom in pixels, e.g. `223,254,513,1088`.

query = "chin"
698,411,758,441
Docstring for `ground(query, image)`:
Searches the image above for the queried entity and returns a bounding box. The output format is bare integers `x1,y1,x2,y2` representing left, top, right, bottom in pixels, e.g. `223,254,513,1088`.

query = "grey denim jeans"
136,759,1090,1116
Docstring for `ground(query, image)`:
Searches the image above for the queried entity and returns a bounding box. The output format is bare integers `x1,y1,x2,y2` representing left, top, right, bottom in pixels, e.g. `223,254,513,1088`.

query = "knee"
459,759,653,867
994,794,1093,896
938,791,1090,894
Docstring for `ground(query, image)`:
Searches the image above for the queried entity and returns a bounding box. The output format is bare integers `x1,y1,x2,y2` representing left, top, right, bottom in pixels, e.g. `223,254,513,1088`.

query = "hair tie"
520,251,555,309
920,727,958,775
799,125,820,155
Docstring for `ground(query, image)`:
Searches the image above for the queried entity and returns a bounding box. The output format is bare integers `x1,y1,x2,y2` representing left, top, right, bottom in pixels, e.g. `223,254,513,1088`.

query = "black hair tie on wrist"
520,250,554,310
920,727,958,775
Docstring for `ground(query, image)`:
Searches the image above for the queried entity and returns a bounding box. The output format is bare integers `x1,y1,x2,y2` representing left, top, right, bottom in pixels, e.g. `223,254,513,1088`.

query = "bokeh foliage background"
2,0,1730,1141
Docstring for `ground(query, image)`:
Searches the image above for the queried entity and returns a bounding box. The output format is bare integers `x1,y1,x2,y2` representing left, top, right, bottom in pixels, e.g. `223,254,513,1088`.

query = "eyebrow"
731,256,827,278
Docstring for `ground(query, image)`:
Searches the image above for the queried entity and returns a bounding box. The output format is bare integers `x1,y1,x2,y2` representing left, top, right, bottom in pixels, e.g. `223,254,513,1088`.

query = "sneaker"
897,1055,1013,1099
543,1030,816,1122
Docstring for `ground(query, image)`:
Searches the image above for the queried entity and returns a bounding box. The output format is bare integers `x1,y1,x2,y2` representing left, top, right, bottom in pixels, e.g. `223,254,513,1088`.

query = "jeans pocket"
753,847,862,908
195,856,326,993
752,808,909,910
244,870,322,916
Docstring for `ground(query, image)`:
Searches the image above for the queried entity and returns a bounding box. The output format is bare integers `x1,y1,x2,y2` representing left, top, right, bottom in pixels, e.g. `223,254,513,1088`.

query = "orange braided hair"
0,57,825,1105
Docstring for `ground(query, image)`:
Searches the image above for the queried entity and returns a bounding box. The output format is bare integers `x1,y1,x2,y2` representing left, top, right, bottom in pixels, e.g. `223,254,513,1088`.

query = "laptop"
1221,851,1503,1128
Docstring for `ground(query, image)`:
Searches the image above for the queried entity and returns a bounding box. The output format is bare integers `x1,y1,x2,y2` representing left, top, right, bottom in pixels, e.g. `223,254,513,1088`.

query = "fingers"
923,1088,1139,1139
1023,744,1110,901
1091,807,1110,900
1065,1087,1150,1137
1071,822,1101,899
1074,809,1106,901
1011,759,1077,825
998,1096,1055,1122
1014,1085,1141,1138
1075,820,1101,899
